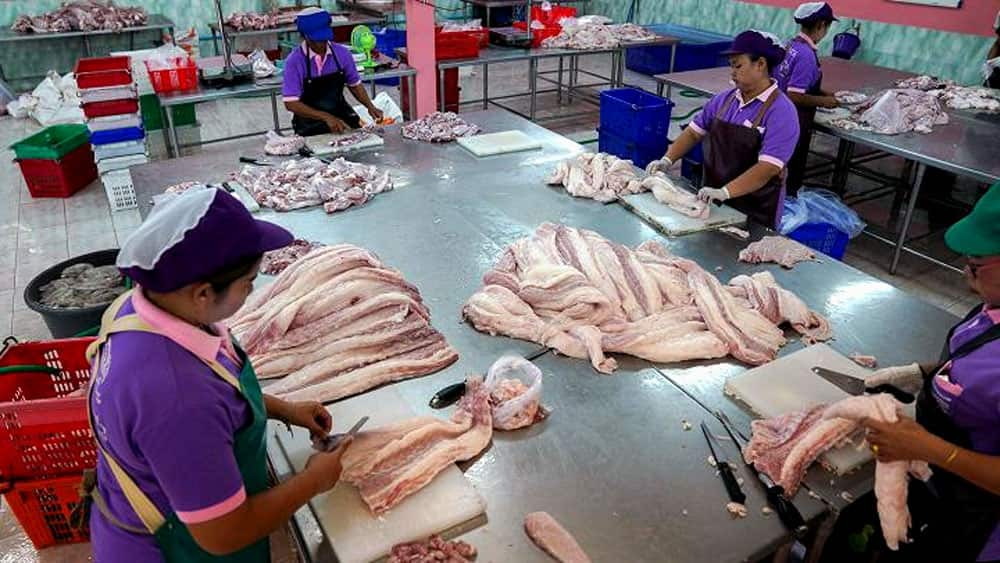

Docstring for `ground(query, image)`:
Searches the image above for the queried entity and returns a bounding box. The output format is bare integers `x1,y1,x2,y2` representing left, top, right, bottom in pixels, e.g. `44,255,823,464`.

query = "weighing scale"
200,0,255,87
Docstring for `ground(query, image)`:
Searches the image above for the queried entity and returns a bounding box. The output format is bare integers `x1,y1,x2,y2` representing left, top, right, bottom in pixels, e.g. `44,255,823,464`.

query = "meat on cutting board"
387,535,477,563
524,511,592,563
643,173,709,219
850,353,878,369
546,152,645,203
341,377,492,513
738,236,817,269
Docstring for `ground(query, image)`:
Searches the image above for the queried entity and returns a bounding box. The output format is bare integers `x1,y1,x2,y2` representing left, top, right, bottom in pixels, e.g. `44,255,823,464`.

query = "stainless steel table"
654,60,1000,275
130,109,957,562
155,65,416,158
207,12,384,57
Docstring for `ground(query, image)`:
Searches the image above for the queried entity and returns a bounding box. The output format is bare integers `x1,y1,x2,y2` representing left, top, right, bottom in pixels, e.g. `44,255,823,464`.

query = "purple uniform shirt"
690,81,800,170
282,41,361,102
931,307,1000,561
90,290,250,562
775,33,822,94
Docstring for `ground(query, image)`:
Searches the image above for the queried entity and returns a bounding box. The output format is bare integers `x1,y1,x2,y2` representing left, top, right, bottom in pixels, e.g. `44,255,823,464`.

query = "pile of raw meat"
738,236,817,269
894,75,953,91
341,376,490,513
462,223,831,373
12,1,147,33
263,130,305,156
401,112,480,143
541,23,656,50
260,239,325,276
891,75,1000,112
224,10,297,31
830,89,949,135
229,245,458,404
38,263,126,309
834,91,867,105
545,153,645,203
743,394,931,551
330,130,379,149
230,157,393,213
388,536,477,563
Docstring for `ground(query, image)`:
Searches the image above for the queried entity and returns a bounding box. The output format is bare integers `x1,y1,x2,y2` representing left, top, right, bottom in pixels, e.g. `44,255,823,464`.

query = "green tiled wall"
589,0,992,86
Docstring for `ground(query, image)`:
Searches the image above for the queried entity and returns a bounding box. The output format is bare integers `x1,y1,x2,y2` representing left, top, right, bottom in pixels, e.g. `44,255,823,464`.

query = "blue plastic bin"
373,27,407,86
788,222,850,260
626,23,733,76
597,128,667,171
681,138,704,185
89,126,144,146
599,88,672,150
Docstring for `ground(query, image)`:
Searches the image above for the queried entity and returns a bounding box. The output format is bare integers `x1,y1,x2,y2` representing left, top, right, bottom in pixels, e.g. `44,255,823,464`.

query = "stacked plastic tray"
75,56,144,211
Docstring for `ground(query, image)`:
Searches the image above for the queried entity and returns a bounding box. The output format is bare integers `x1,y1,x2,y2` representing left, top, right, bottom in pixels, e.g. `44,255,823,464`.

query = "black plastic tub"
24,249,121,338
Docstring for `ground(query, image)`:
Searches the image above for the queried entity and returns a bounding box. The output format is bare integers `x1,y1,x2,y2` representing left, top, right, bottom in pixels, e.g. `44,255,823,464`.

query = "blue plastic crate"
597,128,667,171
626,23,733,76
89,126,144,146
788,222,850,260
373,27,406,86
599,88,672,150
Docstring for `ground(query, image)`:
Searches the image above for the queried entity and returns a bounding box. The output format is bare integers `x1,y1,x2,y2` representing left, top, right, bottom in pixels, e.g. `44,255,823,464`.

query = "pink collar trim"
737,80,779,108
797,32,818,50
132,288,238,365
986,306,1000,324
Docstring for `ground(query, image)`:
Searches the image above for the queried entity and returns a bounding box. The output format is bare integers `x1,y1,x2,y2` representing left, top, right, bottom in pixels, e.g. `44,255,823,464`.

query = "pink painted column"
406,0,438,117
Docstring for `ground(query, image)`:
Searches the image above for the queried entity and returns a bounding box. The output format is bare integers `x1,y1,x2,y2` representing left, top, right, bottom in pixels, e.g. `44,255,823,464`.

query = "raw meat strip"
642,174,709,219
823,395,932,550
388,535,477,563
850,353,878,369
835,91,868,105
229,157,392,213
738,236,817,269
401,112,480,142
718,226,750,240
341,378,491,513
485,356,546,431
546,152,645,203
727,272,832,344
260,239,324,276
524,512,591,563
263,130,305,156
12,1,147,33
830,89,949,135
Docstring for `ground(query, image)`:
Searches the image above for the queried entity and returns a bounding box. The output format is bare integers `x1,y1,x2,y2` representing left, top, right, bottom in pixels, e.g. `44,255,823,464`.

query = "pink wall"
744,0,997,36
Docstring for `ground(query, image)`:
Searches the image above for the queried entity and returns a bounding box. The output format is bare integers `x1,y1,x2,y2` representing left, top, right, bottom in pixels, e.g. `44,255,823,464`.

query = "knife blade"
811,366,914,403
312,415,369,452
715,410,809,538
701,421,746,505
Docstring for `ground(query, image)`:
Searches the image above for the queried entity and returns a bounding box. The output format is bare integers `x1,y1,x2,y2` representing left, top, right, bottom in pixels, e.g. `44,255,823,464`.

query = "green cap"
945,181,1000,257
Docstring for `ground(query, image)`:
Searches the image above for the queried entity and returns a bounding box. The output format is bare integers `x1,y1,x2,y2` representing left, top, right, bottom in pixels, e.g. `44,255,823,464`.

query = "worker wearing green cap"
824,182,1000,561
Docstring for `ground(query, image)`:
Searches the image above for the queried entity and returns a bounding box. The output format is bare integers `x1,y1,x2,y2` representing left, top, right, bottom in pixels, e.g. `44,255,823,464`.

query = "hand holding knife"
312,416,368,452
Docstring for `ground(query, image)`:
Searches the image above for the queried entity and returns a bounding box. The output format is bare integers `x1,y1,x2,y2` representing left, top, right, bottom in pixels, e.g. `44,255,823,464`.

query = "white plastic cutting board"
274,385,486,563
306,132,384,156
457,130,543,157
620,192,747,237
724,344,912,475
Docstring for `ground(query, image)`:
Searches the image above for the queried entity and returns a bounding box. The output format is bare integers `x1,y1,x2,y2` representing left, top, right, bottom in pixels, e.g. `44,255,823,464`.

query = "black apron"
784,36,822,197
897,304,1000,563
703,89,786,229
292,43,361,137
987,68,1000,90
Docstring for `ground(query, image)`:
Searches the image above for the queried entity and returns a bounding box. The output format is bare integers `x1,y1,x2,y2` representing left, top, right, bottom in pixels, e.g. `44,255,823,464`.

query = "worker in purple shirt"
647,30,800,229
85,188,352,562
840,182,1000,562
282,7,383,136
774,2,840,196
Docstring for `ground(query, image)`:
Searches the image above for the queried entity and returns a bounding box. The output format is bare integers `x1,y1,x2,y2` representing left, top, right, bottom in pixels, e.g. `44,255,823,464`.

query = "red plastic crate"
144,57,198,94
437,27,489,48
1,475,89,549
74,56,133,89
531,5,577,27
435,32,481,61
82,98,140,119
0,338,96,481
512,22,562,48
17,144,98,199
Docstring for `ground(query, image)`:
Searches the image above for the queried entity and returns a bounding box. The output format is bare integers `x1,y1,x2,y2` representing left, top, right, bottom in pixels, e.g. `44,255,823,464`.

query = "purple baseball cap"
117,188,293,292
794,2,838,24
722,30,787,70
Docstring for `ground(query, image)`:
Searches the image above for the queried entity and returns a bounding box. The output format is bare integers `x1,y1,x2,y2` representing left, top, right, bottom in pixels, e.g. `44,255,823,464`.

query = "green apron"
85,291,271,562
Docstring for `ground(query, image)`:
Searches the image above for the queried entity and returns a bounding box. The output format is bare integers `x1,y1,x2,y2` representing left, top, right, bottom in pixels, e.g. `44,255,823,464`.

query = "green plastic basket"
139,94,196,131
10,125,90,161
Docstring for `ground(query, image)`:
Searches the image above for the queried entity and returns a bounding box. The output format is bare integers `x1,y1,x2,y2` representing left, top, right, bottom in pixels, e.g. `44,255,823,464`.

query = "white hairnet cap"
117,187,216,270
298,6,325,17
795,2,826,20
751,29,784,48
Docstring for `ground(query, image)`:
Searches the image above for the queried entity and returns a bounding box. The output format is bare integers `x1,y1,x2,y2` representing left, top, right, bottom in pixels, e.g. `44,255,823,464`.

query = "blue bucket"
832,32,861,60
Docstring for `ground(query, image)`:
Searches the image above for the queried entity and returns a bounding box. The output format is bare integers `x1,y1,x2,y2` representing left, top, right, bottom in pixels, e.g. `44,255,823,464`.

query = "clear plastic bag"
780,188,866,238
484,356,544,431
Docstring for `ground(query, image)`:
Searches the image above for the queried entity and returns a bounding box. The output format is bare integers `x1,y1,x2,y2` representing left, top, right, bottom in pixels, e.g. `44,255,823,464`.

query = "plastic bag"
249,49,277,78
146,43,190,71
484,356,544,431
780,188,866,238
353,91,403,125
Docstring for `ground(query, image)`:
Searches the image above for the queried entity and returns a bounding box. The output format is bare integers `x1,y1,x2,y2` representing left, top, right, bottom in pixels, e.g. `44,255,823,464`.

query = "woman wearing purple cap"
647,30,800,228
775,2,840,196
84,188,352,561
281,7,383,135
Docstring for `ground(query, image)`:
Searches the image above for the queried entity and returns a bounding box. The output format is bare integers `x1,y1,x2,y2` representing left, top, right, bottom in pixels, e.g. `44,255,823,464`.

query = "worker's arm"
264,394,331,439
283,100,347,133
187,442,351,555
348,84,382,120
724,161,783,198
663,126,703,163
788,91,838,109
989,36,1000,60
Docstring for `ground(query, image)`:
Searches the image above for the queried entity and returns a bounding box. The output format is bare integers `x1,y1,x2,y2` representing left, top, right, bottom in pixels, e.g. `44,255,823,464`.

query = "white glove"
645,157,673,176
698,186,730,203
864,363,924,395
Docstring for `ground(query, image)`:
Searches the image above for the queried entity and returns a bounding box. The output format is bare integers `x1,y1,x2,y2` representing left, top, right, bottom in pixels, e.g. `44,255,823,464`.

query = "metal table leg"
129,30,135,50
657,82,664,97
483,64,489,111
370,80,376,98
270,91,280,131
557,56,564,104
890,163,926,275
832,139,853,194
529,57,538,121
213,33,221,57
164,104,179,159
82,35,92,57
439,70,446,112
568,55,577,102
408,75,417,121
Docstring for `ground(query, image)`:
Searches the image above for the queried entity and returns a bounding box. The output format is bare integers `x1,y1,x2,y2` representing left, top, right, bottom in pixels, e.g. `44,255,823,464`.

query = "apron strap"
716,91,739,120
86,290,245,535
752,88,780,128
